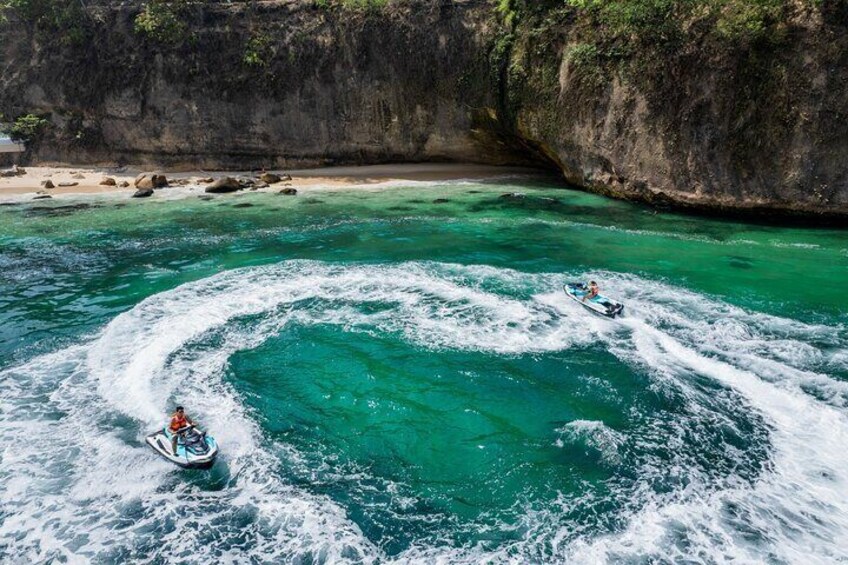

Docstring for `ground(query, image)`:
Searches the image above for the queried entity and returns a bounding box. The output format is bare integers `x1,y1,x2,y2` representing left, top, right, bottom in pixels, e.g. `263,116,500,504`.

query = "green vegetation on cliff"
0,0,89,43
134,0,188,43
6,113,48,144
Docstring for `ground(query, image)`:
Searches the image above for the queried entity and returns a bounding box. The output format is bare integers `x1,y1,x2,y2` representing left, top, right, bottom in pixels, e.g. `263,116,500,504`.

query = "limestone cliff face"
0,1,517,169
503,3,848,219
2,0,847,219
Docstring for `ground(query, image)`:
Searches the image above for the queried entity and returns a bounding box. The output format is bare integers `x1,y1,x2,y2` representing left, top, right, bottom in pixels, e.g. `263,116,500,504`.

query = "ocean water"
0,178,846,563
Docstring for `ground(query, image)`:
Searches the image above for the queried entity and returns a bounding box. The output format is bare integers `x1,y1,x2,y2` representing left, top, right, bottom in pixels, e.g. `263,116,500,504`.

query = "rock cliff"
1,0,847,219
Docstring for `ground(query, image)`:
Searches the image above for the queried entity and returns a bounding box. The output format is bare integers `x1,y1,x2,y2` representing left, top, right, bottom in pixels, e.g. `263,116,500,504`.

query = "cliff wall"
2,0,847,218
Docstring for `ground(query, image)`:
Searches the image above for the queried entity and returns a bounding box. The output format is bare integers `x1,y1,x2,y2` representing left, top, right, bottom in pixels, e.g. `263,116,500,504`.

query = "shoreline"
0,163,549,202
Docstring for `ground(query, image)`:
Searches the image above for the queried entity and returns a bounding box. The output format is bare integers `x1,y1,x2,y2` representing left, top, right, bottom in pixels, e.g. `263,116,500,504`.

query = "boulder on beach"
132,188,154,198
72,173,86,180
197,177,214,184
41,180,55,189
118,181,130,188
99,177,117,186
279,187,298,195
33,194,52,200
259,172,283,184
135,173,168,190
205,177,241,193
58,181,79,187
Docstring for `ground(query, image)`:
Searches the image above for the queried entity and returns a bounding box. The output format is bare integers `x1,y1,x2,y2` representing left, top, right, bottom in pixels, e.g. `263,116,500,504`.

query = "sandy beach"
0,163,543,201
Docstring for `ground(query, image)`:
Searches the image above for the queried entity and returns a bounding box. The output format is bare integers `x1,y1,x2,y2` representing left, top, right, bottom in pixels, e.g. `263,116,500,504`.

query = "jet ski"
145,425,218,469
564,282,625,318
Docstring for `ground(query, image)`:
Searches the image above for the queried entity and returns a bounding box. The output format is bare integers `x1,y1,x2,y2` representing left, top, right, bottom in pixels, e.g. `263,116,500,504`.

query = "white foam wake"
0,260,845,563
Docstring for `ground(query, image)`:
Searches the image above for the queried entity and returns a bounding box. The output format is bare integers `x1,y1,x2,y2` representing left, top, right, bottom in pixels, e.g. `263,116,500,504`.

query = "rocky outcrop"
1,1,847,218
499,3,848,219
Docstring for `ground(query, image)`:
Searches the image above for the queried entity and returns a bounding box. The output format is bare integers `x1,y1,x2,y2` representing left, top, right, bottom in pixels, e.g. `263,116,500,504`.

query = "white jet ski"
564,282,625,318
145,425,219,469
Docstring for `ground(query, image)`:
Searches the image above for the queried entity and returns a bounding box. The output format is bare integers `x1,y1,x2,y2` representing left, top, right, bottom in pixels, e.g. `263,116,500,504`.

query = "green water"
0,178,846,562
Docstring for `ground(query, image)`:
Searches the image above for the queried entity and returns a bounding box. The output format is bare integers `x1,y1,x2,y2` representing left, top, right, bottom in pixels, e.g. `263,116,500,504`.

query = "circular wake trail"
0,260,846,563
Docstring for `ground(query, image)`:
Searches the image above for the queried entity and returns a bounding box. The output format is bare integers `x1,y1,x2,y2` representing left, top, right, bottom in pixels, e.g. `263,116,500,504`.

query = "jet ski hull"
564,283,625,318
145,428,218,469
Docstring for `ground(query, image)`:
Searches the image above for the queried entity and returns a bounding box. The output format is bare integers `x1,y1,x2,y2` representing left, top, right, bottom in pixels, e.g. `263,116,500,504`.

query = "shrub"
135,0,187,44
244,32,273,67
567,43,601,70
714,0,785,40
10,114,49,143
496,0,518,28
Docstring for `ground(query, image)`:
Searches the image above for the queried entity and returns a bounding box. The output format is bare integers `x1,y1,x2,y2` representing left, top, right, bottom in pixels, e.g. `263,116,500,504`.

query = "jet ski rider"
170,406,203,456
582,281,599,302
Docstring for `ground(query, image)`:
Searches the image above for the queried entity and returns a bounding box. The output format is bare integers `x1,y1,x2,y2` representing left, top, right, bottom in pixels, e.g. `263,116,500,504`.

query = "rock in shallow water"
278,187,297,195
132,188,154,198
100,177,116,186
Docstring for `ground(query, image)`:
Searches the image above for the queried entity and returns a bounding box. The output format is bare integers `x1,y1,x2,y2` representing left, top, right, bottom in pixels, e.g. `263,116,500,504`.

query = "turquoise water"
0,178,847,563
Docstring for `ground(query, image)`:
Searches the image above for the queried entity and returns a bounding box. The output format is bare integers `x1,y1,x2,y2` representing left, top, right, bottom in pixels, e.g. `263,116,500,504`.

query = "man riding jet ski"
564,280,625,318
145,405,219,469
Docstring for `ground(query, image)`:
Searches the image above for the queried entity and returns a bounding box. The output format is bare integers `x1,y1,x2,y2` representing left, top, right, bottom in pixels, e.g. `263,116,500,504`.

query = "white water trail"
567,317,848,563
0,260,846,563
